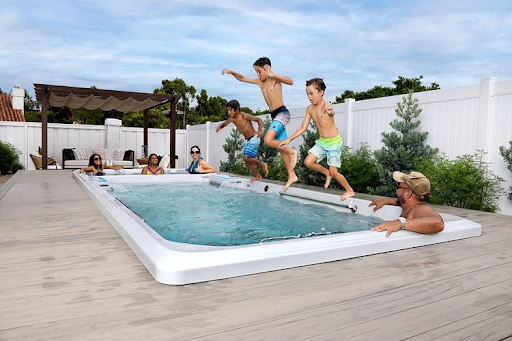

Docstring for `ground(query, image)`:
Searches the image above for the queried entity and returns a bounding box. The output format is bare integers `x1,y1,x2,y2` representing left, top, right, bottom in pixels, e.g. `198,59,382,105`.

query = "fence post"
344,98,355,148
186,124,190,166
206,121,211,163
476,78,496,159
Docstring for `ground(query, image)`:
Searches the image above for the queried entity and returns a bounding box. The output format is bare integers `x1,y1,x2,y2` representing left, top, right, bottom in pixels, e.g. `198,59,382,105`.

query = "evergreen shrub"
417,151,505,212
0,140,23,175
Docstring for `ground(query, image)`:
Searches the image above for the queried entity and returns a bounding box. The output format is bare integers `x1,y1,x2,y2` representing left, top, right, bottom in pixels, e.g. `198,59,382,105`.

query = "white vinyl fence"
1,78,511,215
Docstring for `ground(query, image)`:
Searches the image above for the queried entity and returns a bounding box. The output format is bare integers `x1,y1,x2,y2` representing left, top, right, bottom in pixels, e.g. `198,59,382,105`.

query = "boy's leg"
265,130,298,190
304,153,332,188
329,166,355,201
243,156,268,181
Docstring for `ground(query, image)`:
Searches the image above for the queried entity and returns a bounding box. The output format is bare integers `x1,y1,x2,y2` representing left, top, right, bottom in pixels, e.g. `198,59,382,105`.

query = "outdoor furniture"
62,148,134,169
30,153,61,170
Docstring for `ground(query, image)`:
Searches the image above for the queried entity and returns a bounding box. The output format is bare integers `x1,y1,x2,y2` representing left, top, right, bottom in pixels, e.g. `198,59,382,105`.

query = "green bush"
499,141,512,200
0,140,24,175
337,143,382,193
417,150,505,212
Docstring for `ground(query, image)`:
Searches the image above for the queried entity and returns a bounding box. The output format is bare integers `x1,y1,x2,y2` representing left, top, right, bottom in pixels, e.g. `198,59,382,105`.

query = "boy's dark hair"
226,100,240,111
253,57,271,68
306,78,326,92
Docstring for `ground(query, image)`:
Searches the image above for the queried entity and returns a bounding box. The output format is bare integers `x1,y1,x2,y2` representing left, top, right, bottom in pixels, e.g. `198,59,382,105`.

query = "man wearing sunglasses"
369,171,444,237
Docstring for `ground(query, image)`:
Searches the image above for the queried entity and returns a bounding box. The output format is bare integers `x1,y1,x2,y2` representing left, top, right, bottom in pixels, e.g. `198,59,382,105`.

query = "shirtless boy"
216,99,269,182
279,78,355,200
222,57,298,190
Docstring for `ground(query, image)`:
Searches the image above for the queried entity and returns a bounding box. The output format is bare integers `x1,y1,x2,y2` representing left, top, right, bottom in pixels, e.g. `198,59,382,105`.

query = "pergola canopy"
34,83,174,112
34,83,180,169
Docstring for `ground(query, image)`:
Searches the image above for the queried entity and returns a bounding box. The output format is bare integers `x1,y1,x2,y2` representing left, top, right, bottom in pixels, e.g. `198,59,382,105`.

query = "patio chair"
30,152,62,170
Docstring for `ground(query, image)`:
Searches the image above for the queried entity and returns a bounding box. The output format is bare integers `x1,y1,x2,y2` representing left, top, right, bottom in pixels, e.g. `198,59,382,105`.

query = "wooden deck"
1,170,511,340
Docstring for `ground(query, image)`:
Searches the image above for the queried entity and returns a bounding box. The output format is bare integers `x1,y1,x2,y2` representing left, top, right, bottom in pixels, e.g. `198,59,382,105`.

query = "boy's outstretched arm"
216,117,234,133
222,68,258,84
278,112,312,148
263,65,293,85
244,113,264,137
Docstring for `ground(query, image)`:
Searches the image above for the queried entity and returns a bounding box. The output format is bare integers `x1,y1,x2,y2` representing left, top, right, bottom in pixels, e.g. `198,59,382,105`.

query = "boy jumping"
222,57,298,190
279,78,354,200
216,99,268,182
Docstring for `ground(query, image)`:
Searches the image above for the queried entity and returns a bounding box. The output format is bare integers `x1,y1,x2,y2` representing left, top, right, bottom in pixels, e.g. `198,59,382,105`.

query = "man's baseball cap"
393,171,430,196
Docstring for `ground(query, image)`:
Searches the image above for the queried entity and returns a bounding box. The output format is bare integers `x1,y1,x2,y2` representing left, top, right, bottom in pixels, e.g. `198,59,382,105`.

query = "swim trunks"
308,135,343,167
268,120,288,141
270,105,291,126
243,135,261,158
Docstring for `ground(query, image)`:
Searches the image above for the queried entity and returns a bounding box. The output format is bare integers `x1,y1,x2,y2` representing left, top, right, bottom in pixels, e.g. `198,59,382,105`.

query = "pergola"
34,84,180,169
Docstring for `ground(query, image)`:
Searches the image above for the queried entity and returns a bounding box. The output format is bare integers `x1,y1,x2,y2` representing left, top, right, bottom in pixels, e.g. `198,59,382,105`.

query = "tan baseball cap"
393,171,430,196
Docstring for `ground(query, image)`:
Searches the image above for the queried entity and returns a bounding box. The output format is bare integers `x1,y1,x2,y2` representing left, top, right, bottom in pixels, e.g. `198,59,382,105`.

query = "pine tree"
219,128,244,172
370,91,438,197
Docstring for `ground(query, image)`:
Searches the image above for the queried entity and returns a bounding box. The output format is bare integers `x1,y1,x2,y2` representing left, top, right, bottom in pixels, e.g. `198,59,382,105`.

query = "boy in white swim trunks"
222,57,298,191
216,100,268,182
279,78,355,201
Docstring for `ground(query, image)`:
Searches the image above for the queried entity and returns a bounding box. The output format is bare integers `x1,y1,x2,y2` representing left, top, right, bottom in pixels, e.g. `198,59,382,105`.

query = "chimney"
11,84,25,114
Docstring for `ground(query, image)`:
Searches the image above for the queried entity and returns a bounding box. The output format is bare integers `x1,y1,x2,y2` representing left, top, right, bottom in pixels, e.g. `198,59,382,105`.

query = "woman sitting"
187,145,216,174
141,153,164,175
79,154,122,175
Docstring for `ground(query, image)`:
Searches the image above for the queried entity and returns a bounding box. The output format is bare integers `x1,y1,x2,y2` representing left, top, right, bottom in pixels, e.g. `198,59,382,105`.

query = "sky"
1,0,511,111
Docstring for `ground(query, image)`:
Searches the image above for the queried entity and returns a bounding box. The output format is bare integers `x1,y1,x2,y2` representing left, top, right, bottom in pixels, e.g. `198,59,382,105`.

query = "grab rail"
279,191,358,213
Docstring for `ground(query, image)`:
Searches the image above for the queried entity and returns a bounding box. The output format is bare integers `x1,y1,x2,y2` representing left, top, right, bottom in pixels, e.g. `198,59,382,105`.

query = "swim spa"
74,170,482,285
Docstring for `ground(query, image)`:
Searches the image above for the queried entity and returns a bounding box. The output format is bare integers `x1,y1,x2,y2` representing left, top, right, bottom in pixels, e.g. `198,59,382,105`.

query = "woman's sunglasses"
94,158,102,161
190,150,200,154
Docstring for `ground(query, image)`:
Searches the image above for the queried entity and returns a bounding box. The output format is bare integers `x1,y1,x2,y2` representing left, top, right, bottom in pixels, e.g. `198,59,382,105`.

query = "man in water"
369,171,444,237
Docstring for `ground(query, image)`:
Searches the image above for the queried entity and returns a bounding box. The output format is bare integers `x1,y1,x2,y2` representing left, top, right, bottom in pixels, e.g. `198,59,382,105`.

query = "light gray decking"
1,171,511,340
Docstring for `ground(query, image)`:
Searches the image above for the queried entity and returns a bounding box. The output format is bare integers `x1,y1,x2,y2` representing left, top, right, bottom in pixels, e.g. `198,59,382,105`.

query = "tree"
335,76,440,103
370,91,438,197
218,128,248,174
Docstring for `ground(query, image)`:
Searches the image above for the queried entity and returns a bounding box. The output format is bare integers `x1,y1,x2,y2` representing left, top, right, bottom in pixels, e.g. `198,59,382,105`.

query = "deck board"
1,171,511,340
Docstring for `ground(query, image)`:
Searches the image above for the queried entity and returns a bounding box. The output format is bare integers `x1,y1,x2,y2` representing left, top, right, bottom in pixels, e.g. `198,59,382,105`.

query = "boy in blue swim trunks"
279,78,355,201
222,57,298,190
216,100,268,182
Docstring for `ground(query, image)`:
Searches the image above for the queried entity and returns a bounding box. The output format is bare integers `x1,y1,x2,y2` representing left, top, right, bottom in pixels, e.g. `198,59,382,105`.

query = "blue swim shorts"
243,135,261,158
308,135,343,167
268,120,288,141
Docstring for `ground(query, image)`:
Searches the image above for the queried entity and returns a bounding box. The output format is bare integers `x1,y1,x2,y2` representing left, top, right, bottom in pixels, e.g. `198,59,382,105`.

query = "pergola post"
169,98,177,168
143,109,148,157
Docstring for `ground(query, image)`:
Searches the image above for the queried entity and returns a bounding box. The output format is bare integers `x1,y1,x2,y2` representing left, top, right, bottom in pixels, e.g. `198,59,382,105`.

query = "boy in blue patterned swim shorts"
216,100,268,182
279,78,355,201
222,57,298,191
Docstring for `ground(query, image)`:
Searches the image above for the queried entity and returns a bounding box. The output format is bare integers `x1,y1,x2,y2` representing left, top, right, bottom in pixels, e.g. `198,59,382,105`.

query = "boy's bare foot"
283,175,299,191
250,175,262,182
340,190,355,201
290,149,298,169
324,175,332,188
262,163,269,177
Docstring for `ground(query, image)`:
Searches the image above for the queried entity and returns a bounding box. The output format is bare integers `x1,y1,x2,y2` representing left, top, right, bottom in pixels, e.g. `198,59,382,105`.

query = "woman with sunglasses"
141,153,164,175
79,153,123,175
187,146,215,174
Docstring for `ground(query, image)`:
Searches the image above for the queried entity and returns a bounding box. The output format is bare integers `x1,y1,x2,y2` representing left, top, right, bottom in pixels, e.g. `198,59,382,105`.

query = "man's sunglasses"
396,183,407,190
190,150,200,154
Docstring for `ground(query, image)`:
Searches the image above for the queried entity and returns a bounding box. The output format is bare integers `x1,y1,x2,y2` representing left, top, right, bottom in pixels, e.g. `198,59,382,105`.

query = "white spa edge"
74,169,482,285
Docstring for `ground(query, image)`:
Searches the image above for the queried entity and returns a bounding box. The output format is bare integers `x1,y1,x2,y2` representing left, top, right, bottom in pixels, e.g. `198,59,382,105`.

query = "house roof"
0,93,25,122
34,84,176,112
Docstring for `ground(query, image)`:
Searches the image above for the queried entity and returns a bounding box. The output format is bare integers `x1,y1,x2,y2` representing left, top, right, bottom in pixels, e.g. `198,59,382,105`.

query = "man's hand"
372,220,402,237
222,68,232,75
368,199,386,212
